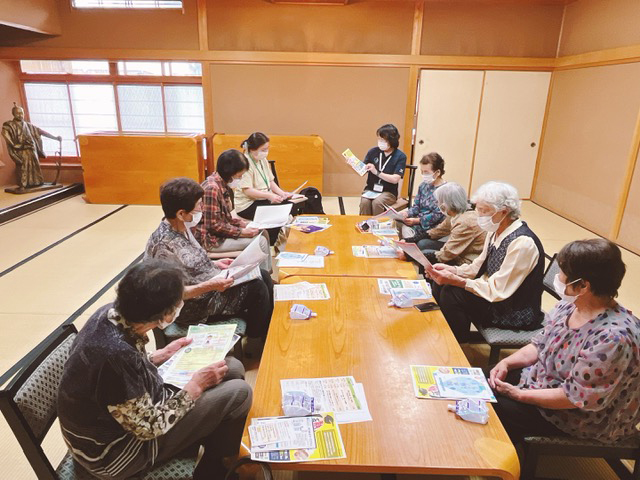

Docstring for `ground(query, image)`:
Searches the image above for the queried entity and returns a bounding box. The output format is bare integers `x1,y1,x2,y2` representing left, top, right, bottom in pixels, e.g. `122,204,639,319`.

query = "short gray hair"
471,181,521,219
434,182,468,215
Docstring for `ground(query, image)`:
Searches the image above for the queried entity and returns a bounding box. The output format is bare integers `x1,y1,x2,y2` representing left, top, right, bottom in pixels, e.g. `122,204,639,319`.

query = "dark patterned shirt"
406,181,446,233
520,301,640,443
58,305,195,478
193,172,245,249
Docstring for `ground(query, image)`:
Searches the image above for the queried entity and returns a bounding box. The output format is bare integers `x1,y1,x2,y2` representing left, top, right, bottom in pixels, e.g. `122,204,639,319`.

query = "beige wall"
207,0,414,54
617,149,640,254
210,64,409,196
0,0,60,35
421,2,563,58
30,0,198,50
533,64,640,238
0,61,22,187
559,0,640,56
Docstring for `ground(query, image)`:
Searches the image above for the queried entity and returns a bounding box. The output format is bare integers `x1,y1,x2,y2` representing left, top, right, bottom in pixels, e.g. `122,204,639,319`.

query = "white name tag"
373,183,383,192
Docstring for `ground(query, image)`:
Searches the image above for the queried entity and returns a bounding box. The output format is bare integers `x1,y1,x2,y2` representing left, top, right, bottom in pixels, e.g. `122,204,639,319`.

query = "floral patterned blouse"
406,181,446,234
519,301,640,443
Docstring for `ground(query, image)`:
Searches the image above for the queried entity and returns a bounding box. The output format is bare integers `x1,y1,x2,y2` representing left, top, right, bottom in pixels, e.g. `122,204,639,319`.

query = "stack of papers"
342,148,367,176
352,245,398,258
281,376,372,424
158,324,239,388
276,252,325,269
274,282,331,301
377,279,433,299
410,365,497,402
247,203,293,229
249,412,346,463
289,216,332,234
356,219,396,236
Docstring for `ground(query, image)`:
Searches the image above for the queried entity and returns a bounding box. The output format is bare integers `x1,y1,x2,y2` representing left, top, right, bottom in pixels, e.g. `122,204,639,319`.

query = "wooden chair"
0,324,197,480
390,164,418,212
475,254,561,365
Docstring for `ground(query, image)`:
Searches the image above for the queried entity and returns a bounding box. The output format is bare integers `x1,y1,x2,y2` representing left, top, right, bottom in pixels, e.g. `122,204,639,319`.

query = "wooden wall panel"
559,0,640,57
207,0,414,54
533,64,640,238
617,149,640,255
29,0,199,50
421,2,563,58
0,0,60,35
210,64,408,196
0,61,22,187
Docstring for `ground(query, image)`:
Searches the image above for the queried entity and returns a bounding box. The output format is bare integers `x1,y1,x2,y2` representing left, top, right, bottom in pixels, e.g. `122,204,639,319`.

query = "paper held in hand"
212,235,267,285
247,203,293,229
373,204,405,222
342,148,367,176
291,180,308,194
394,240,433,270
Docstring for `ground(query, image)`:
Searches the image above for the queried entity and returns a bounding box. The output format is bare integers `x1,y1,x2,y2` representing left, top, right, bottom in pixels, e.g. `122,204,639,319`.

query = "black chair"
390,164,418,211
0,324,197,480
475,253,561,365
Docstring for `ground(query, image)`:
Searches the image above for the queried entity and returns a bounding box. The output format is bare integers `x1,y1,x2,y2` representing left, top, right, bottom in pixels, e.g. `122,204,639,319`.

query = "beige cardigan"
427,210,487,265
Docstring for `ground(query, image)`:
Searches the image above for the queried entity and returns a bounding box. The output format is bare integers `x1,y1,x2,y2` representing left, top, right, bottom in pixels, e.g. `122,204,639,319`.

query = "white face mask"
378,140,390,151
158,303,183,330
228,178,241,188
476,212,501,232
254,150,268,161
184,210,202,228
553,274,583,303
422,173,435,184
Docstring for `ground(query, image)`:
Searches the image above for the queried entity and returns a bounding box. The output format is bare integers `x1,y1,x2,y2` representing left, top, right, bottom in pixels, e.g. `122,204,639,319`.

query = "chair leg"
488,346,501,366
522,444,539,480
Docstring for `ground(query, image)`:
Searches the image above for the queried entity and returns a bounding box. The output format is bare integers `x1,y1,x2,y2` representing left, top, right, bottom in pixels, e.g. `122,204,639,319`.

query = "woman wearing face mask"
488,239,640,449
399,152,447,240
192,149,272,272
427,181,545,342
145,177,274,356
359,124,407,216
58,260,252,480
234,132,293,244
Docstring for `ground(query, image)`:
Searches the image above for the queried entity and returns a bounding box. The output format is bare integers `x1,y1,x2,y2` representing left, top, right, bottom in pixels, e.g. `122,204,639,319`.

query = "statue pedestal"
5,183,64,195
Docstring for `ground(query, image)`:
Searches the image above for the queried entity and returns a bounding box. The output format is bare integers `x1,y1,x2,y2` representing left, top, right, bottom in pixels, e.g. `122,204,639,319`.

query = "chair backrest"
268,159,279,186
543,253,561,300
405,165,418,207
0,324,77,480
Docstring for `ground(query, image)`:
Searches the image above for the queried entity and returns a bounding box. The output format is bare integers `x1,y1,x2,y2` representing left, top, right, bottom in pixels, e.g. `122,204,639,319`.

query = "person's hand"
240,227,260,238
203,276,234,292
281,191,293,200
493,377,522,401
429,267,465,287
401,210,409,219
268,192,284,204
405,217,420,226
214,258,234,269
433,263,456,273
396,250,407,261
488,360,509,389
153,337,192,365
184,360,229,398
365,163,378,175
56,135,62,142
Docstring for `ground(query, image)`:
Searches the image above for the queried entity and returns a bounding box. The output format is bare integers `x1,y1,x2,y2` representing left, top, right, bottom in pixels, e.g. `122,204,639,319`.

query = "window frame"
70,0,184,11
18,60,204,164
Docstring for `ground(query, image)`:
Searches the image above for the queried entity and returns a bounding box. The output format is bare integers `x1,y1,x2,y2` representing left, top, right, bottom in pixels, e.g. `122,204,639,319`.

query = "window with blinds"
72,0,182,9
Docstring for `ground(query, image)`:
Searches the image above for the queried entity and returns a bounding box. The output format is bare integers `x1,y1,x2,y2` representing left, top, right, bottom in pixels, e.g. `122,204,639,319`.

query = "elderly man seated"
58,260,252,480
428,181,545,342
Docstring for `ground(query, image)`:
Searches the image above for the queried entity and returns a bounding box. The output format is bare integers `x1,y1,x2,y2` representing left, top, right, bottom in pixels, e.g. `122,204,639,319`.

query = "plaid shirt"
193,173,244,249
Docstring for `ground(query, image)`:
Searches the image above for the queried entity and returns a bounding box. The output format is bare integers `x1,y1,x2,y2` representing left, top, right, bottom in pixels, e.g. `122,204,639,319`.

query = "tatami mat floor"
0,193,637,479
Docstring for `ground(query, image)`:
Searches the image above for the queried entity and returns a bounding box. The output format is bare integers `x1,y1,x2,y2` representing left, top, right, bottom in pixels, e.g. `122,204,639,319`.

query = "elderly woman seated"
145,177,274,355
428,181,544,342
489,238,640,446
58,260,252,480
193,149,271,272
407,182,486,266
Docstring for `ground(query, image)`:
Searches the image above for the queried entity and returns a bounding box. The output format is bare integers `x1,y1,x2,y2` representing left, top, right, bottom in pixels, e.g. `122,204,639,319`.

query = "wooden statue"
2,103,63,193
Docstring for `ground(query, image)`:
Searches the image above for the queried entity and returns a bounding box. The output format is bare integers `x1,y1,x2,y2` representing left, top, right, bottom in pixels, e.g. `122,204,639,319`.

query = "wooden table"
245,276,520,479
280,215,417,280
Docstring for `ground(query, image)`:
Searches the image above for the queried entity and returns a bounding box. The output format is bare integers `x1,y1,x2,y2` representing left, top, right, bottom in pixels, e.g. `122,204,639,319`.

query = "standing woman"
400,152,446,240
359,124,407,216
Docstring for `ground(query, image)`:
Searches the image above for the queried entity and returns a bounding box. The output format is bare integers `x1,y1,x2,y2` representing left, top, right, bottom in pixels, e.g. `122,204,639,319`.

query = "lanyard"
376,152,393,182
248,153,270,189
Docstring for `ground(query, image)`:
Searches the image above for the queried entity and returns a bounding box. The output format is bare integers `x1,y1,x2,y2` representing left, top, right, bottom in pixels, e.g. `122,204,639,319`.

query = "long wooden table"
245,276,520,479
280,215,416,279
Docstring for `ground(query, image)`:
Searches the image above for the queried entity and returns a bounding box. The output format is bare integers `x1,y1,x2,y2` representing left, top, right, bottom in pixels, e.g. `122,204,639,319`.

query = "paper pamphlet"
377,279,432,298
159,324,238,388
247,203,293,229
373,205,405,222
292,217,331,226
410,365,497,402
229,235,268,270
249,416,316,450
291,181,309,194
250,412,346,463
361,190,381,199
278,255,325,269
274,282,330,301
393,240,433,270
342,148,368,176
280,376,372,424
371,228,397,236
352,245,398,258
214,263,262,286
276,252,308,261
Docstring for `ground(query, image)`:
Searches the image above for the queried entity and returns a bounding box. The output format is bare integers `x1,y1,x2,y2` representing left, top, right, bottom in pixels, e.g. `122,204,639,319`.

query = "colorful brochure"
377,279,432,298
274,282,330,301
342,148,368,176
410,365,497,402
